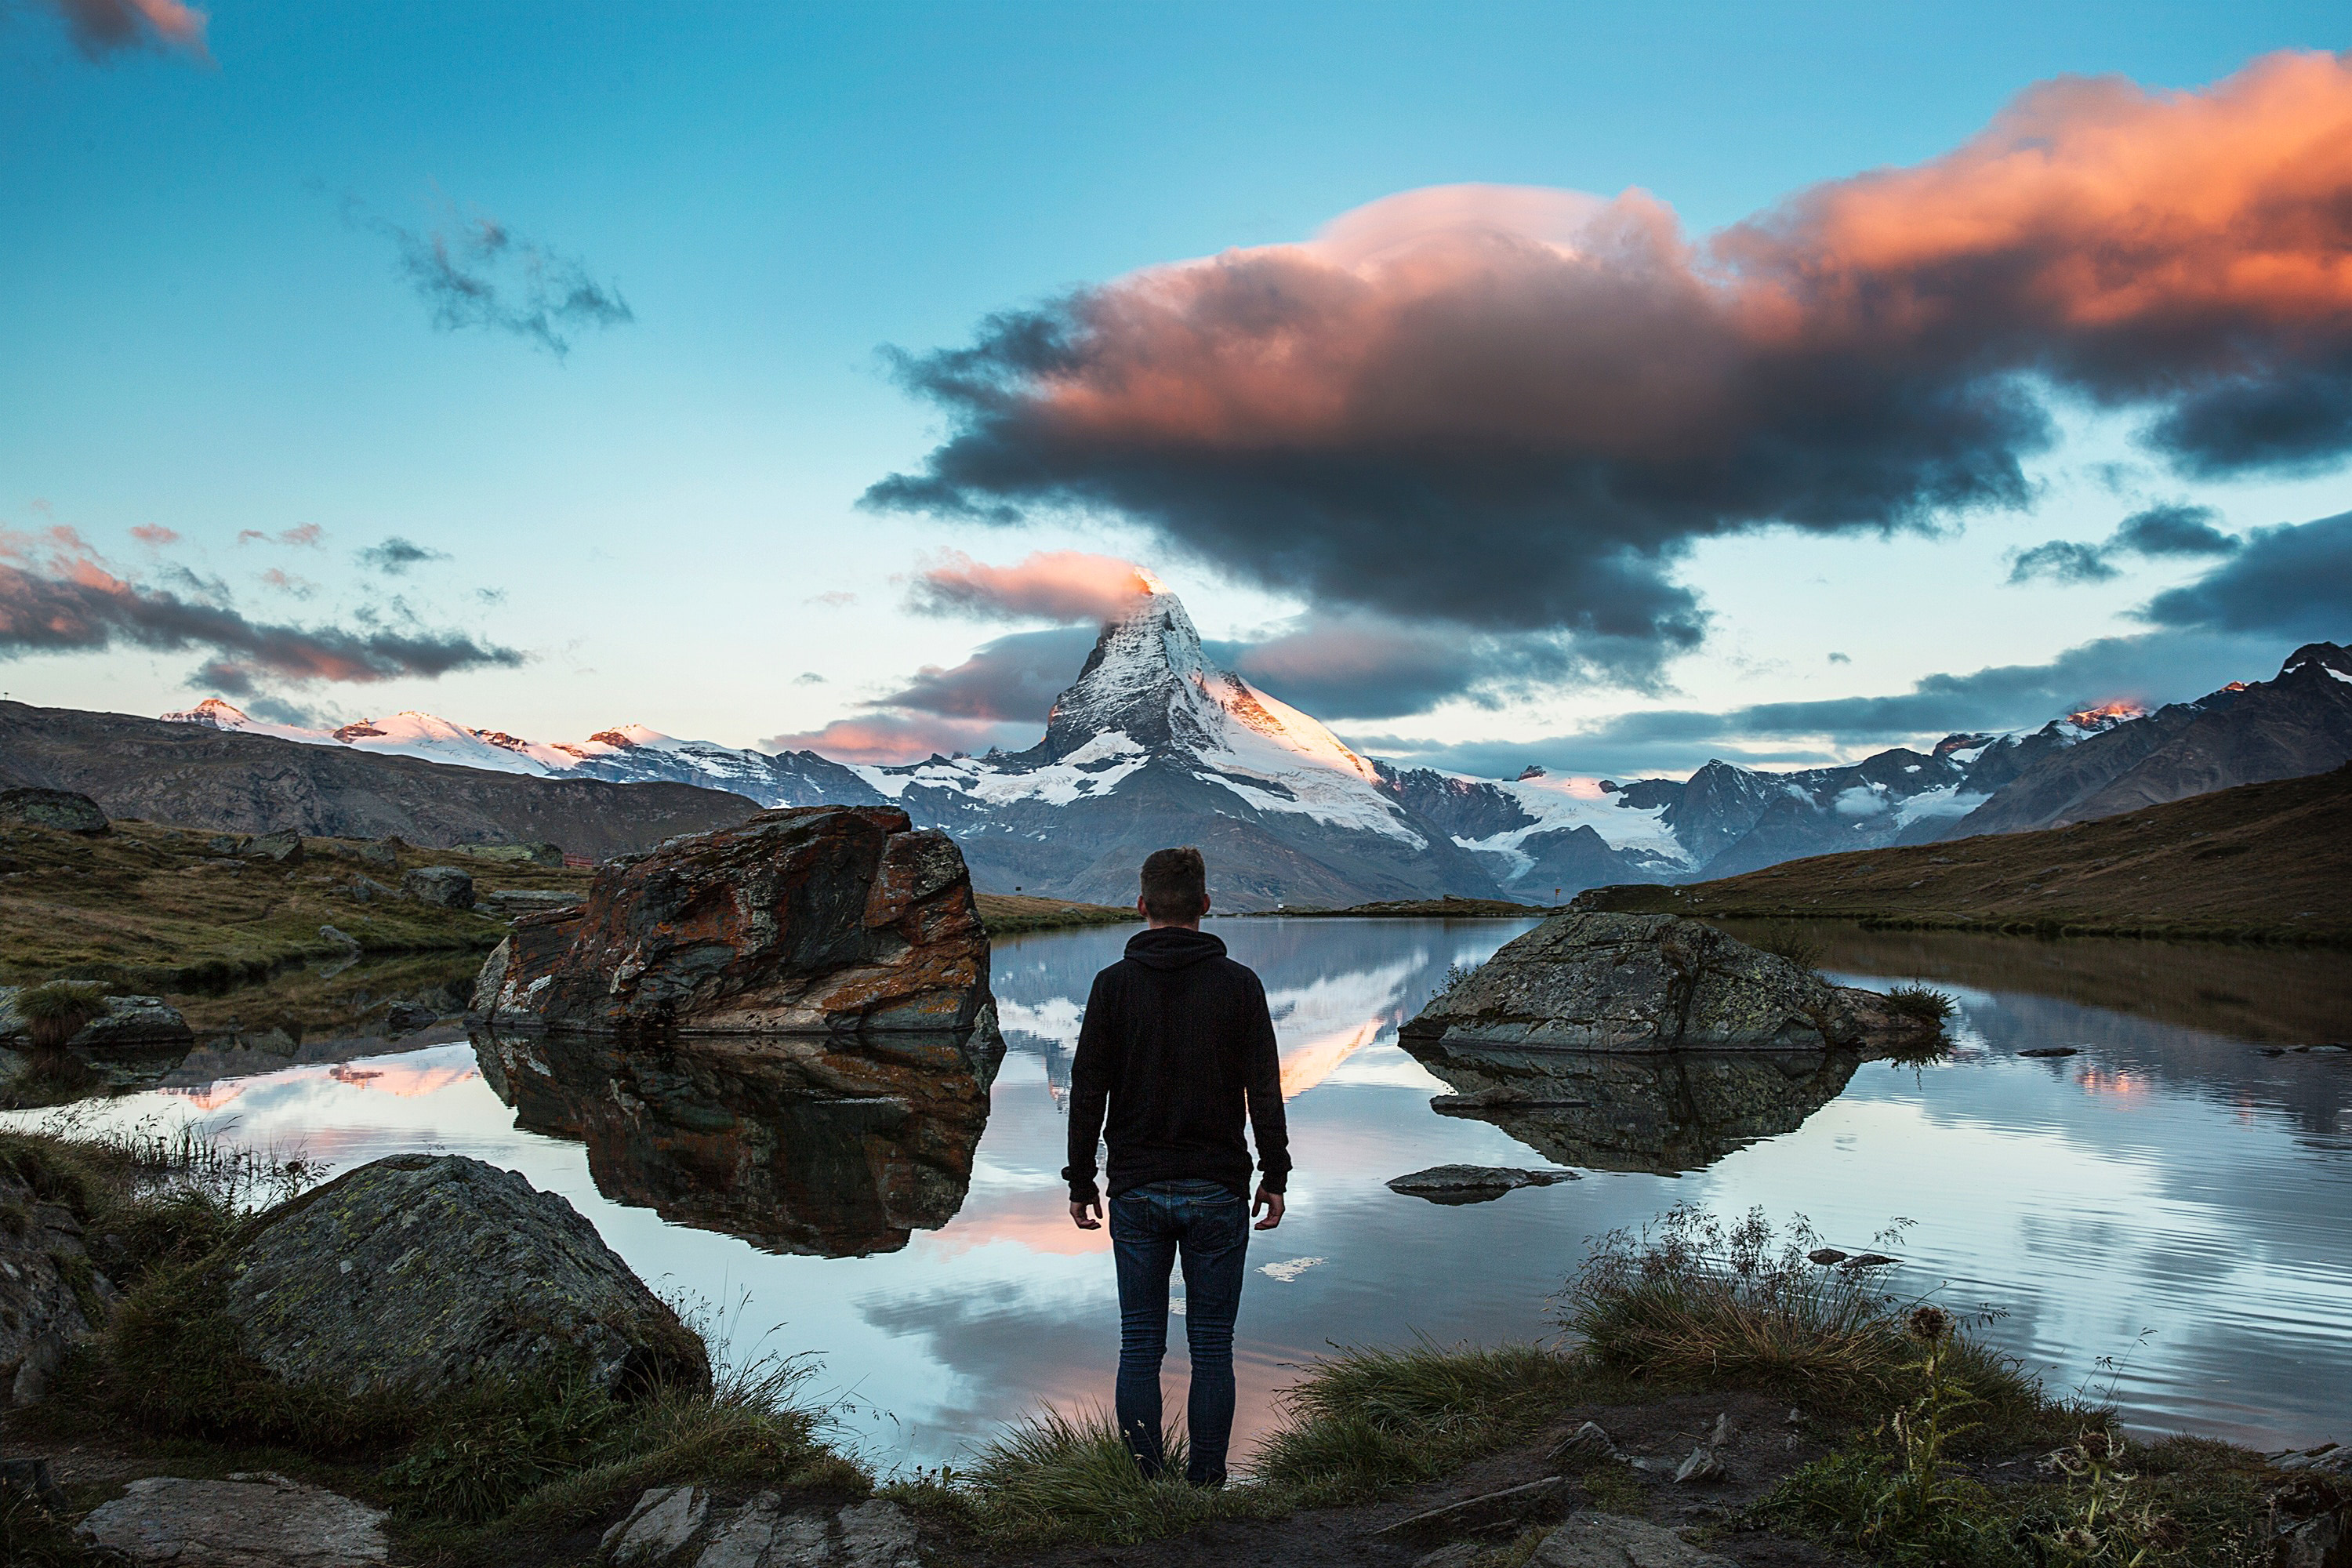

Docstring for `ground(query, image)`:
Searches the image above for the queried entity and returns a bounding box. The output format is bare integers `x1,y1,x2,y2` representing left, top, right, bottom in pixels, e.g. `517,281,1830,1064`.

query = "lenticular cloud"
869,49,2352,642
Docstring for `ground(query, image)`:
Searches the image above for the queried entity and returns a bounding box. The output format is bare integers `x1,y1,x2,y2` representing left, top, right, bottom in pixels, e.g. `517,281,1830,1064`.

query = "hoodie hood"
1124,926,1229,971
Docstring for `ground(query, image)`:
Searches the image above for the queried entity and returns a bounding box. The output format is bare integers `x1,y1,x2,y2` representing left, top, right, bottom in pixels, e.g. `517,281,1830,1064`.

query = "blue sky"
4,2,2348,775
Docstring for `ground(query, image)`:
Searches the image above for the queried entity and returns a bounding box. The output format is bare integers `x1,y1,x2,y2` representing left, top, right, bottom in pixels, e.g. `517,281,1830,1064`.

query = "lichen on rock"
1402,912,1894,1054
223,1153,707,1400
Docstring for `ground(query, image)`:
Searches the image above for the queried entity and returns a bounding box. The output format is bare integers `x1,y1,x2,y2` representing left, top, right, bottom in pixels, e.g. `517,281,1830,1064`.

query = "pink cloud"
41,0,209,61
129,524,181,547
908,550,1158,624
764,712,1036,764
872,50,2352,641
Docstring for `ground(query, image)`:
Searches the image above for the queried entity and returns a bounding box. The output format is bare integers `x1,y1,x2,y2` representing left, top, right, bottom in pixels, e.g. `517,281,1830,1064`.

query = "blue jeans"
1109,1178,1250,1485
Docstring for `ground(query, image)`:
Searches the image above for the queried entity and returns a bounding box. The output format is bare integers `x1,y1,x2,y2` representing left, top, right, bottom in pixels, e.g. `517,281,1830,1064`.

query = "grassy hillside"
975,892,1139,936
1580,762,2352,944
0,819,586,989
1242,895,1552,918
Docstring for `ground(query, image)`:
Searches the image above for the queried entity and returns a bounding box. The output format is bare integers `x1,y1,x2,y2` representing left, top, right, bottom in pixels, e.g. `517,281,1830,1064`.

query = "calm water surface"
13,919,2350,1468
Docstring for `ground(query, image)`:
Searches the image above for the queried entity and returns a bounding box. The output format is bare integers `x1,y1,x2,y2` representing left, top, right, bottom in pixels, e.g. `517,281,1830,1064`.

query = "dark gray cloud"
0,528,521,692
33,0,208,61
1203,614,1668,720
2008,502,2238,584
873,626,1097,721
867,55,2352,648
1356,625,2283,781
2006,539,2119,586
357,535,451,575
2139,509,2352,636
2112,503,2239,558
351,198,633,360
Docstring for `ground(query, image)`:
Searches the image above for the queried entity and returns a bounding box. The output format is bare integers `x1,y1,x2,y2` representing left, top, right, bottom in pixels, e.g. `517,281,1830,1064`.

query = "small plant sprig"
1431,960,1483,1001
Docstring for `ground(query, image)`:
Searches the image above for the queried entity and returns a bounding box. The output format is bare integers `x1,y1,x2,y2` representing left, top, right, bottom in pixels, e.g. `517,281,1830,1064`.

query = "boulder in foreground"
223,1153,707,1399
1402,912,1926,1054
474,805,990,1035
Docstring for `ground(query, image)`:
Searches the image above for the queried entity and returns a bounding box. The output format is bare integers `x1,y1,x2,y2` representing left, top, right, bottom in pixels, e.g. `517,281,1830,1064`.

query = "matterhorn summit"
851,586,1500,908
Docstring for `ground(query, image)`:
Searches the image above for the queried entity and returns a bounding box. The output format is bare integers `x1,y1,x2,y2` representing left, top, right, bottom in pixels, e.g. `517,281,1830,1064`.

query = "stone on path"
225,1153,708,1400
75,1473,387,1568
1534,1512,1738,1568
606,1486,711,1565
604,1486,926,1566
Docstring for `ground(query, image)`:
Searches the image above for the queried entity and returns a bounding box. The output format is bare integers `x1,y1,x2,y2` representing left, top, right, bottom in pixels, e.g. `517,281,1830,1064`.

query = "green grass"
7,1127,857,1566
917,1338,1594,1548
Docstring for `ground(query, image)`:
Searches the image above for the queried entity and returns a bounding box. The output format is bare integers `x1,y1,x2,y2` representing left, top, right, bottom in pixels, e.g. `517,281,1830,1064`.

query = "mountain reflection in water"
9,917,2350,1463
470,1024,1002,1258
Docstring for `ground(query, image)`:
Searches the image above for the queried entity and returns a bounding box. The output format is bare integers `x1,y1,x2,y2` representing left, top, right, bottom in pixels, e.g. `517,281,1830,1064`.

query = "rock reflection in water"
1402,1039,1862,1174
470,1022,1003,1258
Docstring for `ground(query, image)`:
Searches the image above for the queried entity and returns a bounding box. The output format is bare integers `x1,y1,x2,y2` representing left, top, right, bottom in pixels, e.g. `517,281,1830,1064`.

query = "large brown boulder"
1402,912,1909,1054
472,806,989,1036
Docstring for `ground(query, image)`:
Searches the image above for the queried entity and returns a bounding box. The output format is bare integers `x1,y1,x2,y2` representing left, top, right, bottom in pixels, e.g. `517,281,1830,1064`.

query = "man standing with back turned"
1064,846,1290,1487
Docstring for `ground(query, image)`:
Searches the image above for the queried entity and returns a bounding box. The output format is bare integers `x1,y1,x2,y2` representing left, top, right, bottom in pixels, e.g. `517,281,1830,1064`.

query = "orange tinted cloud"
871,51,2352,639
909,550,1159,624
40,0,209,61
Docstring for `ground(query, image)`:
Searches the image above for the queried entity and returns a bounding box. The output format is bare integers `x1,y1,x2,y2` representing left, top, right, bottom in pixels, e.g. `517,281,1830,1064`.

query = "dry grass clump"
1257,1339,1584,1504
920,1338,1588,1548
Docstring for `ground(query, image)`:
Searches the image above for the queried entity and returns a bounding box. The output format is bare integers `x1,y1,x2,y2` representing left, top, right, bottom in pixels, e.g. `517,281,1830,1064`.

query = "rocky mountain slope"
1373,703,2154,896
844,589,1504,909
1948,642,2352,836
0,700,762,856
1577,760,2352,943
161,698,884,809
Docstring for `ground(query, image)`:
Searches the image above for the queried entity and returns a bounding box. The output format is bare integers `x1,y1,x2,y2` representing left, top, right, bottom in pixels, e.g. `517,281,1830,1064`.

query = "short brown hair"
1139,846,1207,922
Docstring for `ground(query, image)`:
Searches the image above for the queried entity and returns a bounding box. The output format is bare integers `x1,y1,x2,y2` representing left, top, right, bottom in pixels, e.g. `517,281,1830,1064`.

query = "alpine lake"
9,917,2349,1475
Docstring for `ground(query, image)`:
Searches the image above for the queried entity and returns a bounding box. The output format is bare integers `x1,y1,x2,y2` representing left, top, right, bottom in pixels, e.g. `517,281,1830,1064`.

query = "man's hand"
1069,1195,1102,1230
1253,1186,1285,1230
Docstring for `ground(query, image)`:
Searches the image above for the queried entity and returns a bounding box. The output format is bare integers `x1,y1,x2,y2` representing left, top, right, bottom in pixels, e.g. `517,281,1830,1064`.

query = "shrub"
1885,984,1958,1023
1750,922,1824,974
1431,960,1483,1001
1559,1205,1918,1396
14,982,107,1051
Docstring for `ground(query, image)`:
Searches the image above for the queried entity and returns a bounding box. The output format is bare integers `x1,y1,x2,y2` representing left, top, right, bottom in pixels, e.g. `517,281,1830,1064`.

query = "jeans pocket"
1181,1194,1247,1252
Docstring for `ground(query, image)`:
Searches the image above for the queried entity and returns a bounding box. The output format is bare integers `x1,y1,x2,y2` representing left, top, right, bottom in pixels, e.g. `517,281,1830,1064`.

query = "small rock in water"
1846,1252,1899,1269
1385,1164,1580,1203
2019,1047,2079,1058
1806,1247,1849,1265
76,1473,387,1567
1673,1446,1724,1483
319,924,361,951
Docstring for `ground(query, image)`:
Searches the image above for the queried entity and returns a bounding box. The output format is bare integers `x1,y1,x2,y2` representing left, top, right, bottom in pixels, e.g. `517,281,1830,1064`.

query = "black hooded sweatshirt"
1062,927,1290,1204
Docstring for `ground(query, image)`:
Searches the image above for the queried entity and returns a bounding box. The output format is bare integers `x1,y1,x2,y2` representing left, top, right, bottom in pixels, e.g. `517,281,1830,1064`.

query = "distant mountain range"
11,586,2348,909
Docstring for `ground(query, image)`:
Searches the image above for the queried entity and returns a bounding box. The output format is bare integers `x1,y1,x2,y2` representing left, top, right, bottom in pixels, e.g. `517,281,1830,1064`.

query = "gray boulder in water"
1403,912,1903,1054
223,1153,706,1399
